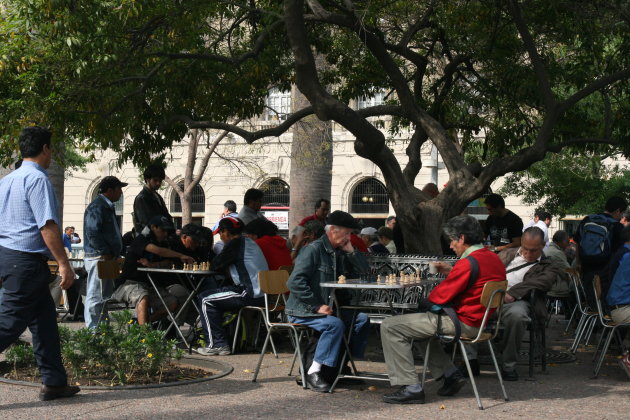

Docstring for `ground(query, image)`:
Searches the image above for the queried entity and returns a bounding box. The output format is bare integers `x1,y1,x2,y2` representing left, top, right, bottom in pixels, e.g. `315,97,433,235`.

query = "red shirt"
428,248,506,327
298,214,325,226
255,235,293,270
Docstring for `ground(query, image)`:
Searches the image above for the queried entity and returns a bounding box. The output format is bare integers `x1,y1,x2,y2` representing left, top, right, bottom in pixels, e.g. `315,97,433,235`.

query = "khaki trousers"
380,312,479,386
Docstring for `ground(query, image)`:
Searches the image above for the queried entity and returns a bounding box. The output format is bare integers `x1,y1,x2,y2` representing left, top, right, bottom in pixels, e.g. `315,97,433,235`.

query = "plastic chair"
232,269,289,355
591,275,630,377
252,269,309,388
421,280,509,410
96,258,127,323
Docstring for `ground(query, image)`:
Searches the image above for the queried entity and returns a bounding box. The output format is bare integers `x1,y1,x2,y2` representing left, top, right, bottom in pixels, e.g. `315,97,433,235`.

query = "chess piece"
338,275,346,284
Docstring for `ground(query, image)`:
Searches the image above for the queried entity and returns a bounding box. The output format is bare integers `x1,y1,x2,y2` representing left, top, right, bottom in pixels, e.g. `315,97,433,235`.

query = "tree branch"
559,68,630,114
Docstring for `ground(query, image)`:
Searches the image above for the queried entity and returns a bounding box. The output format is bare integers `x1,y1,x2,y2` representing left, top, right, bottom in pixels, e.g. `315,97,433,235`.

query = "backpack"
578,214,617,264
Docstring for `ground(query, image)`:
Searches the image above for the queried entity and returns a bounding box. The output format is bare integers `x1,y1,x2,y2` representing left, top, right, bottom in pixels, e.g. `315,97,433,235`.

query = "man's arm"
287,246,323,312
496,236,521,252
41,221,75,289
507,260,559,300
143,243,195,263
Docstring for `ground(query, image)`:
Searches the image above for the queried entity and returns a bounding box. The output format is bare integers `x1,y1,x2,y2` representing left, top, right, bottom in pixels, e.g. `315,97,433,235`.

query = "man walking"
0,127,80,401
83,176,127,329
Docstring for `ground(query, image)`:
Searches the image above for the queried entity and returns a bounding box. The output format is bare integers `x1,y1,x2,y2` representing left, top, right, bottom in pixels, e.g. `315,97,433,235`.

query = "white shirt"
524,220,549,247
506,249,541,289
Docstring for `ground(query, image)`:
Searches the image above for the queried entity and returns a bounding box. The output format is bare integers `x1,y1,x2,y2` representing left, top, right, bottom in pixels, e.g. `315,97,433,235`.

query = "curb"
0,355,233,390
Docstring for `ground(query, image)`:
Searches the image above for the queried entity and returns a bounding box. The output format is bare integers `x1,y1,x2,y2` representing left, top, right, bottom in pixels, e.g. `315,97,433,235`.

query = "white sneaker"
195,345,231,356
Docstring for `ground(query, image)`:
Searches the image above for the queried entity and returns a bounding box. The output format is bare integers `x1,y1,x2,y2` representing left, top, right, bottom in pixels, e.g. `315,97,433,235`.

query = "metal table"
137,267,215,351
320,277,441,392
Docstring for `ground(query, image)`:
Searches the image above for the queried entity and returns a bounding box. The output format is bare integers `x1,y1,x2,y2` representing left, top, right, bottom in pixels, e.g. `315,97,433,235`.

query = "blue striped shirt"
0,160,59,256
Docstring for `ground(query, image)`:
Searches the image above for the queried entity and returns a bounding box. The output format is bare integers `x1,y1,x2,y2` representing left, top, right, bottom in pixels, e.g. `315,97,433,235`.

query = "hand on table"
433,261,453,274
179,254,196,264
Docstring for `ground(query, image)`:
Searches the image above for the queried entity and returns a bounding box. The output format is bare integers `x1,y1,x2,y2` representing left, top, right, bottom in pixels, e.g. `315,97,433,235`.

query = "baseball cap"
181,223,212,245
327,210,359,230
147,215,175,231
213,216,244,235
98,176,128,193
360,227,378,236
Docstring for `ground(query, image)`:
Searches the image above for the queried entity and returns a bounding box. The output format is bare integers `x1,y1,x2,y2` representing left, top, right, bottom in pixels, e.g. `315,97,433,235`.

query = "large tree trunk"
50,142,65,229
288,84,333,229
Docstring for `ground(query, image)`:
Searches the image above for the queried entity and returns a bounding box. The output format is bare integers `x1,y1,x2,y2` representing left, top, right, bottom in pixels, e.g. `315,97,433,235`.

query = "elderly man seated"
112,216,196,325
286,211,371,392
360,227,389,253
380,215,506,404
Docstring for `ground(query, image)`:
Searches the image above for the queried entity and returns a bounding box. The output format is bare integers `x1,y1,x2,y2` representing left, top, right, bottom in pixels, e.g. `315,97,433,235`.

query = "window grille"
357,91,386,109
170,182,205,213
263,88,291,121
260,178,290,206
350,178,389,213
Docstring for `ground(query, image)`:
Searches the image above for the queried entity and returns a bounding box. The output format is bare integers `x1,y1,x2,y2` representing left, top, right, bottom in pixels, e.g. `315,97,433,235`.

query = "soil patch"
0,360,217,388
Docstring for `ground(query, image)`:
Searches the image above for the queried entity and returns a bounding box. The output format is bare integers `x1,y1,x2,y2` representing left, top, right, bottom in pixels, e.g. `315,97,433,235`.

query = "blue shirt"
62,233,73,252
606,244,630,306
0,160,59,257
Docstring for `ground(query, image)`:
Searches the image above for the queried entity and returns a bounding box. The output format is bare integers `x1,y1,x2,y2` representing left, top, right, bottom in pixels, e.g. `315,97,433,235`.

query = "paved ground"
1,316,629,419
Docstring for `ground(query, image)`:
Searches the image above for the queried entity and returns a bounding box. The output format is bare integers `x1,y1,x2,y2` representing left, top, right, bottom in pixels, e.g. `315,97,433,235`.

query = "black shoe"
437,371,466,396
39,385,81,401
500,368,518,381
305,372,331,392
382,386,426,404
458,359,480,378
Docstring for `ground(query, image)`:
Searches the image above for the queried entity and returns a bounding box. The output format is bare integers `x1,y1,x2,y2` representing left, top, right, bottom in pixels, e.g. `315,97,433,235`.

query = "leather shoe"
383,386,425,404
437,371,466,396
500,368,518,381
40,384,81,401
305,372,330,392
457,358,480,378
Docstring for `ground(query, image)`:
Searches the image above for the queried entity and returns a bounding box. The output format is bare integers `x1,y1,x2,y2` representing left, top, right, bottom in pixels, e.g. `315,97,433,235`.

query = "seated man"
196,217,268,356
244,218,292,270
290,220,325,261
359,227,389,253
286,211,371,393
380,215,506,404
112,216,195,325
606,225,630,378
172,223,214,262
494,226,561,381
377,226,397,254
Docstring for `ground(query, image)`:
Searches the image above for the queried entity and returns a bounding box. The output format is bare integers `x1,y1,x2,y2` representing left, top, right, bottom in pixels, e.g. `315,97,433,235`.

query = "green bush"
4,310,184,386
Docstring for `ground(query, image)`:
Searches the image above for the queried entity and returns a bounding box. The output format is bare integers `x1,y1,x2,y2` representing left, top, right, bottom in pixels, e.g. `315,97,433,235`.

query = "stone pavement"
1,316,629,420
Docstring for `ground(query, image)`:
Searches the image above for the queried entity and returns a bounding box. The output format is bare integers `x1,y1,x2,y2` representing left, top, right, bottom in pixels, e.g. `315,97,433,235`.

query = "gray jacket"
83,195,123,258
286,234,369,318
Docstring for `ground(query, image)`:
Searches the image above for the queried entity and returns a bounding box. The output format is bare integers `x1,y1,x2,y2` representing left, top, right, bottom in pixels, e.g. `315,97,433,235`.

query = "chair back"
258,270,290,325
278,265,294,275
567,268,590,313
471,280,507,343
97,258,124,280
592,275,609,324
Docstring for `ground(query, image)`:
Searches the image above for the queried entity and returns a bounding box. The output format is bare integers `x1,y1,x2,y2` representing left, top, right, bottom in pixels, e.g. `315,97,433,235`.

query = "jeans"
84,257,114,329
289,310,370,367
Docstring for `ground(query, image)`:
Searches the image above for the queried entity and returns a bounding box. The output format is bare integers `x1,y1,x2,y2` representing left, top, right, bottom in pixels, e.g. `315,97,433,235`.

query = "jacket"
544,242,571,297
428,248,506,328
132,185,172,232
286,234,369,318
83,195,123,258
255,235,292,270
211,236,268,298
499,247,564,321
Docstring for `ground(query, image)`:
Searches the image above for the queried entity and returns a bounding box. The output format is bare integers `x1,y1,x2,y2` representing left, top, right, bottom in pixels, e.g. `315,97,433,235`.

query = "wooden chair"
232,268,289,355
252,269,309,388
591,275,630,377
96,258,126,323
278,265,294,275
421,280,509,410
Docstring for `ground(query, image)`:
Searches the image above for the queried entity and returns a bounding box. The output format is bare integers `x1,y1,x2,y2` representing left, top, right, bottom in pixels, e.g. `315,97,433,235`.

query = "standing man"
385,215,397,229
62,226,75,253
133,164,173,232
299,198,331,226
483,193,524,252
83,176,127,329
238,188,267,226
212,200,239,232
0,127,80,401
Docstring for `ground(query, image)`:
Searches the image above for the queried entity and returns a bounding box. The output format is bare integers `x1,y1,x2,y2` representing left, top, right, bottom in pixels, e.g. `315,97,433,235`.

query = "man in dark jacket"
83,176,127,329
496,226,563,381
133,164,173,232
285,211,370,393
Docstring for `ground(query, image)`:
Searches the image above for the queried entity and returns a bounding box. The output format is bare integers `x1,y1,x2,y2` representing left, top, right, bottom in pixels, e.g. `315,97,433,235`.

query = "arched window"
91,182,124,220
260,178,290,206
350,178,389,213
170,182,206,228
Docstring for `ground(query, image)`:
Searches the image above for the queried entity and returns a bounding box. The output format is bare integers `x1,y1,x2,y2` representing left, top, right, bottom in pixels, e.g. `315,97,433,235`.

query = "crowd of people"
0,126,628,404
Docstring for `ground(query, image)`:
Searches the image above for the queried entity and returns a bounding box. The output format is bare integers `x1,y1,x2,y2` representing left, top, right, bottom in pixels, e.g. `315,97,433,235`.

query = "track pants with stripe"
198,285,264,348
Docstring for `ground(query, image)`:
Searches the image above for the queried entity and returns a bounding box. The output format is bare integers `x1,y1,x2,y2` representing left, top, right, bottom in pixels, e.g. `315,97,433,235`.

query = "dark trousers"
0,246,68,386
198,285,264,348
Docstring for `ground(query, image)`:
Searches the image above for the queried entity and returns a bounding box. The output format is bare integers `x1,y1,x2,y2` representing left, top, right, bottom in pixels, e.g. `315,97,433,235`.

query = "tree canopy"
1,0,629,252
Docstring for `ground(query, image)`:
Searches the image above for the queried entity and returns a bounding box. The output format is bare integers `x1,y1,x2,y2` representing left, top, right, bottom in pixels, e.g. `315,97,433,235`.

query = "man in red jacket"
244,218,292,270
380,215,506,404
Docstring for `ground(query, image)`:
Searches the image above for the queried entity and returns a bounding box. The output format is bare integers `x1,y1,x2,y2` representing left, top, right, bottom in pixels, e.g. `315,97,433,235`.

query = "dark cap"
147,215,175,231
377,226,394,240
98,176,128,193
327,210,359,230
181,223,212,245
